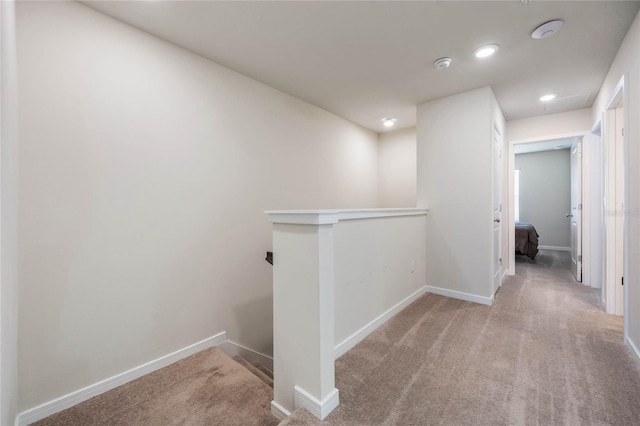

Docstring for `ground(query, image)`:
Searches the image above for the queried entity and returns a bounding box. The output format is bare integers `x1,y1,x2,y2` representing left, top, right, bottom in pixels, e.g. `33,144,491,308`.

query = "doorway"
602,76,627,318
507,134,588,277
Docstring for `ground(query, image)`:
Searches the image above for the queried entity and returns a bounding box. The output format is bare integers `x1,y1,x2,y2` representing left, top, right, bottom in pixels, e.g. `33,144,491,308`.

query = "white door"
492,123,502,295
614,106,625,315
570,140,582,282
604,105,625,316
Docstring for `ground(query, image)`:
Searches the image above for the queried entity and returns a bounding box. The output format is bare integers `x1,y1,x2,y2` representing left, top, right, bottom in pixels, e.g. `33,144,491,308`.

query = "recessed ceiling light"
474,44,499,59
540,94,557,102
532,20,563,39
382,117,397,128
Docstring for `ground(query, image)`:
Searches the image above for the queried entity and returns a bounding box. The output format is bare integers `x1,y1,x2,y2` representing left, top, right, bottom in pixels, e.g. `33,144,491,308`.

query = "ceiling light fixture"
434,57,452,70
521,0,532,6
382,117,397,128
531,20,563,39
539,94,557,102
474,44,499,58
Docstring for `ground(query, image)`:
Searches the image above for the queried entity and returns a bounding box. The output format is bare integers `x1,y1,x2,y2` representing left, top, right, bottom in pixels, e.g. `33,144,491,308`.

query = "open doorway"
512,138,577,274
507,129,604,289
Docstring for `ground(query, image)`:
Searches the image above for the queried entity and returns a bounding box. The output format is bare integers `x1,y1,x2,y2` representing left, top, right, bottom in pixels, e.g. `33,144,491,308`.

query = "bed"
515,222,539,260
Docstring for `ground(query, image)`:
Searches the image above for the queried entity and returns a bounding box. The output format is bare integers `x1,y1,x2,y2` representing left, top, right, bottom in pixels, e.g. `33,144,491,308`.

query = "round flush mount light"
532,20,563,39
434,57,452,70
382,117,397,128
540,93,557,102
474,44,499,58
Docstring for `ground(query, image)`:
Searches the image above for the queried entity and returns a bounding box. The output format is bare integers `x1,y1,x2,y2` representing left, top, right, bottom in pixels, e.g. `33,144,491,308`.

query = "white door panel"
614,107,624,315
493,123,502,295
603,106,624,316
570,140,582,282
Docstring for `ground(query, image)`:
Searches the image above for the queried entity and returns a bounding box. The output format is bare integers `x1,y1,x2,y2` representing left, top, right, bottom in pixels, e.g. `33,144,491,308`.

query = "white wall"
334,215,426,346
592,11,640,353
378,128,417,207
17,1,379,411
506,108,593,142
1,1,19,425
515,150,571,248
417,87,494,301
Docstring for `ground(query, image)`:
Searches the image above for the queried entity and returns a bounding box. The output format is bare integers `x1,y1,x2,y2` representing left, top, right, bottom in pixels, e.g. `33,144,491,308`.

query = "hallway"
283,250,640,425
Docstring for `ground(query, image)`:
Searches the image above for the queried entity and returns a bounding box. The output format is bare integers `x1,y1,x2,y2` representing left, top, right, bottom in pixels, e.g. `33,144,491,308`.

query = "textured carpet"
281,250,640,425
33,347,279,426
233,355,274,388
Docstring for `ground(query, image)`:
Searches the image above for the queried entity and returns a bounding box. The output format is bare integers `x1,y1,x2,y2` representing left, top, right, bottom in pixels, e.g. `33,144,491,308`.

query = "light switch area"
411,260,416,273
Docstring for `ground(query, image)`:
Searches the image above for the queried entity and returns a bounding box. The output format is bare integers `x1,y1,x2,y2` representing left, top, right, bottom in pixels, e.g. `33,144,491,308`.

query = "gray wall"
515,149,571,248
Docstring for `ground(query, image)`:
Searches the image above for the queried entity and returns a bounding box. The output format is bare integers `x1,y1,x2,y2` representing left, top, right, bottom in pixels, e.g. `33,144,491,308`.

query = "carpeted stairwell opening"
32,347,279,426
233,355,274,388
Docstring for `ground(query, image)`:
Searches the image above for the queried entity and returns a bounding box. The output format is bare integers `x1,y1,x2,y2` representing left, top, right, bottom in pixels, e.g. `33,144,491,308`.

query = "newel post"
266,210,340,420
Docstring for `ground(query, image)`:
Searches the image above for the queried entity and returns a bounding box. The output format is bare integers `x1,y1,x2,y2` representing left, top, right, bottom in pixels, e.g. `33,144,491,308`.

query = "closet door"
492,122,502,295
570,139,582,282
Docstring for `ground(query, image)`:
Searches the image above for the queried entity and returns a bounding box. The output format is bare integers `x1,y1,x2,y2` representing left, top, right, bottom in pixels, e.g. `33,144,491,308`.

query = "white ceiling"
82,1,640,133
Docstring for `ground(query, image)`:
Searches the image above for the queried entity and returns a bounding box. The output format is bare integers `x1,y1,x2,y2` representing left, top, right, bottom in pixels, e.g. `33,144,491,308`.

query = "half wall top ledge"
265,208,429,225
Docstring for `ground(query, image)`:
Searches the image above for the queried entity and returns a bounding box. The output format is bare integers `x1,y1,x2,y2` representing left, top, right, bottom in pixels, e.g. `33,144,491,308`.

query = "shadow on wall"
233,293,274,356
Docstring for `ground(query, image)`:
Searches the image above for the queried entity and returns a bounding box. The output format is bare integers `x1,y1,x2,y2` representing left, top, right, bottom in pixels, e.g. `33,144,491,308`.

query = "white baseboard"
538,245,571,252
294,386,339,420
271,400,291,420
218,340,273,371
334,285,428,359
626,336,640,366
424,285,493,306
16,331,227,426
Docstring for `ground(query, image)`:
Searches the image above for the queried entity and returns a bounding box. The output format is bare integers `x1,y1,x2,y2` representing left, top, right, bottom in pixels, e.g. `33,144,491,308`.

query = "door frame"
601,75,628,330
506,131,590,276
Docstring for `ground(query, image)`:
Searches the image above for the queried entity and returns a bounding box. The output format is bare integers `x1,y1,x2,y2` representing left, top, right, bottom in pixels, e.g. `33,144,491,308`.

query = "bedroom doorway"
507,132,590,278
509,137,579,272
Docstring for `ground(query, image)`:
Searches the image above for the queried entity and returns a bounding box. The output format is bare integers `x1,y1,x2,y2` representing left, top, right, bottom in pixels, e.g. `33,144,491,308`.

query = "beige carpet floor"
281,250,640,425
33,347,279,426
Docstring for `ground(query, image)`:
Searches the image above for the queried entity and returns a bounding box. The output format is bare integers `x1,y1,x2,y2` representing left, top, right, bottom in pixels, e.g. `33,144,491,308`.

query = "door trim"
506,131,590,276
602,75,628,334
